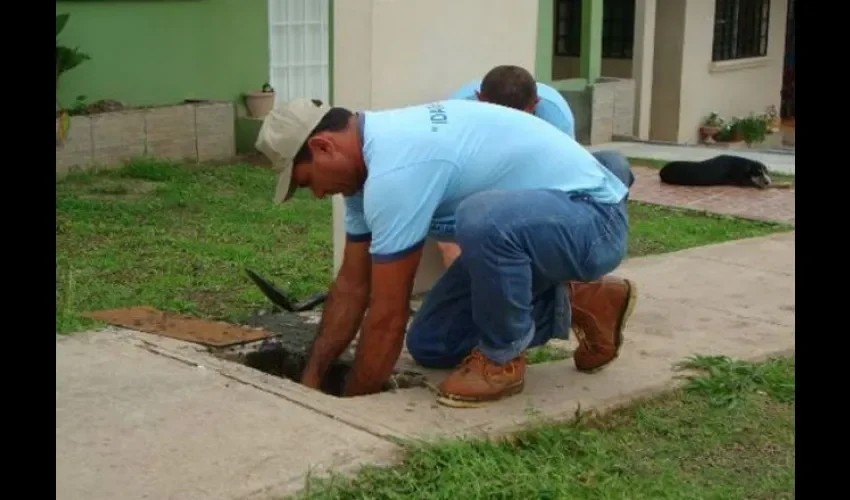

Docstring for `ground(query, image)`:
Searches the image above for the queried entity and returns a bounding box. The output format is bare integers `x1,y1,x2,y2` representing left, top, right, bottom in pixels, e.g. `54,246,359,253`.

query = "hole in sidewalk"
217,343,427,397
217,310,428,397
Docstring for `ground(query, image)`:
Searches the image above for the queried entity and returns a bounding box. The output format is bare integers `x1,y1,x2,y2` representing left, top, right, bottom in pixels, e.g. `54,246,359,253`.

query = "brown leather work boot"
436,349,527,408
568,276,638,373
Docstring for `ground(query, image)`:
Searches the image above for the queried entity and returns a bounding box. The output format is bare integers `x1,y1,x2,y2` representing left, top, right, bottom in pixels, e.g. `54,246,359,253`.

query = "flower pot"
768,116,781,134
730,129,743,142
244,91,276,118
699,126,720,143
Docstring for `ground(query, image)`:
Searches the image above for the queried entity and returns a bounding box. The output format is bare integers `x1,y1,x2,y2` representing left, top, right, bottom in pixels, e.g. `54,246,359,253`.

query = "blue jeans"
406,152,632,368
593,150,635,189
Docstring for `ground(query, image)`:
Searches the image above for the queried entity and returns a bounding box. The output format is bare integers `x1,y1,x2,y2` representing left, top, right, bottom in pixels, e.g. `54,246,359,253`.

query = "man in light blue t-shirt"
449,66,576,138
443,65,635,267
254,98,637,408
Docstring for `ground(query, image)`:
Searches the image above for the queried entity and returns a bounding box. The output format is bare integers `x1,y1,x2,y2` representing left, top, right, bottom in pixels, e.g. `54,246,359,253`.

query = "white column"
331,195,444,294
632,0,657,139
331,194,346,277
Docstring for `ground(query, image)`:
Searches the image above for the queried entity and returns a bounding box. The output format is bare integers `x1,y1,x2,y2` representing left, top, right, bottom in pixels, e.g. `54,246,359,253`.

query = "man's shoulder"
535,82,571,108
533,84,574,129
447,79,482,99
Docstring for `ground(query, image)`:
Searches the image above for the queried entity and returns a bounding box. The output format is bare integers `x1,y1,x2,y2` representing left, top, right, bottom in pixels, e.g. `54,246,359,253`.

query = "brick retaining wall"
56,101,236,174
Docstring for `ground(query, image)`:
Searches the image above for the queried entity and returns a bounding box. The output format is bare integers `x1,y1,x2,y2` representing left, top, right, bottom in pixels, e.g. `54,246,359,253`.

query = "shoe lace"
571,316,596,351
459,350,518,376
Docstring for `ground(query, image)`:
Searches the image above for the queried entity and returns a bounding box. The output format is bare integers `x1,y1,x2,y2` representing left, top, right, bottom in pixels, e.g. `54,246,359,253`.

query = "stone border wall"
56,101,236,174
589,77,635,145
562,77,636,146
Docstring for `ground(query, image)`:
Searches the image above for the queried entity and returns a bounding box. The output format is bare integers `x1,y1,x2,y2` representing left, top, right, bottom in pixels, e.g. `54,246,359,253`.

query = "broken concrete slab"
56,330,400,500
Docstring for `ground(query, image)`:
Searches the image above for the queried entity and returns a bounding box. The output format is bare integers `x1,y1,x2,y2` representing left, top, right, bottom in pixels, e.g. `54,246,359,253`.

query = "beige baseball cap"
254,98,331,204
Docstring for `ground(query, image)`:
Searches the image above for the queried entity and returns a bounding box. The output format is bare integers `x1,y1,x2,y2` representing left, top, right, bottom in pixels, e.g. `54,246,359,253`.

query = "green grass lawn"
55,159,791,333
293,355,794,500
507,345,794,496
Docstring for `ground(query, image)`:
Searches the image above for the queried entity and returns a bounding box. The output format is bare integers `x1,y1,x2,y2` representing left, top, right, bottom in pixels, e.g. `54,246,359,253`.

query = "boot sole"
577,279,638,374
435,381,525,409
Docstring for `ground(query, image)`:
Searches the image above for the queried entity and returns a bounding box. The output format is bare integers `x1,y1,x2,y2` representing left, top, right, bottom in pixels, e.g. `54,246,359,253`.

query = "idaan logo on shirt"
426,102,449,132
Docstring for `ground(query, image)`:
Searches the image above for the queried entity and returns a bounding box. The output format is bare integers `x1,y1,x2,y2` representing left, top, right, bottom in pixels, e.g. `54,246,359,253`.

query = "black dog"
658,155,772,189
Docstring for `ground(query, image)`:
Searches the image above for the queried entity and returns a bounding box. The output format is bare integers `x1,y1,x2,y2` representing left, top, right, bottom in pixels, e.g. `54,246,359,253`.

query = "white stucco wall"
331,0,540,292
650,0,788,143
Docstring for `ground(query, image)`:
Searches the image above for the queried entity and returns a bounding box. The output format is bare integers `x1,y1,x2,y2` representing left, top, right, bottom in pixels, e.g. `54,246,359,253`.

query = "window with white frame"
267,0,330,105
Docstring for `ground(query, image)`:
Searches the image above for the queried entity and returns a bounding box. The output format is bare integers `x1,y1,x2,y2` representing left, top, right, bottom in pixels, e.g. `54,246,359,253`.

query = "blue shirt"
344,100,627,262
448,79,576,138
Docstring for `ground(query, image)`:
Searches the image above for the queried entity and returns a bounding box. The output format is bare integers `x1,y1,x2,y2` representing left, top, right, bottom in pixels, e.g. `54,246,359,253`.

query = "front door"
780,0,794,119
267,0,330,106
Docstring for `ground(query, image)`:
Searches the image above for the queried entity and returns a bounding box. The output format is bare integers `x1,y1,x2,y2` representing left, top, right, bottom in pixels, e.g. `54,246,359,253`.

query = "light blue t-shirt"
448,79,576,139
344,100,627,262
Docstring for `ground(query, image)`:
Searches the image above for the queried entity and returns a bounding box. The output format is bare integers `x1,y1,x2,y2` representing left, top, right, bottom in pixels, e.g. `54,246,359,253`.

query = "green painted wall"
535,0,554,83
56,0,269,108
536,0,587,91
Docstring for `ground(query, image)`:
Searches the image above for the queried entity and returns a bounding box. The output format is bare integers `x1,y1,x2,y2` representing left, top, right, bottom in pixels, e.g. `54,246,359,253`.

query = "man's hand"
300,238,372,388
343,246,423,397
436,241,461,269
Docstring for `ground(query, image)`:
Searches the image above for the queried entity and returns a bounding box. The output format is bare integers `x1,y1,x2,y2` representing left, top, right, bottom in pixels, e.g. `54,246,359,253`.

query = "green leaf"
57,13,70,37
56,46,91,79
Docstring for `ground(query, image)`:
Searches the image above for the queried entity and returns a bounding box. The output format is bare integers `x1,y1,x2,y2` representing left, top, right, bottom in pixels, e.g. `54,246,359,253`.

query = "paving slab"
628,166,795,226
56,331,400,500
589,141,795,175
56,232,795,499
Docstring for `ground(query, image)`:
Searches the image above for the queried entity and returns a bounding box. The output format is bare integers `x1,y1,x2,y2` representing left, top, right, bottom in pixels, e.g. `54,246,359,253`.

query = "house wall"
332,0,540,292
333,0,539,110
552,57,632,79
650,0,787,143
55,0,269,109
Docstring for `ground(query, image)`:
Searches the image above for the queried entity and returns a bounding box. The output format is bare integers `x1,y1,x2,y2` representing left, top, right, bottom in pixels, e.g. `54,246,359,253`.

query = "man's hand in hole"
343,246,422,396
299,238,422,396
300,237,371,391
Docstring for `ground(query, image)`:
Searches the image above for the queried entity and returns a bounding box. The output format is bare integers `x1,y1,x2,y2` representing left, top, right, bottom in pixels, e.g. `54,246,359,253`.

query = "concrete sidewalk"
56,331,401,500
588,141,796,175
56,231,795,500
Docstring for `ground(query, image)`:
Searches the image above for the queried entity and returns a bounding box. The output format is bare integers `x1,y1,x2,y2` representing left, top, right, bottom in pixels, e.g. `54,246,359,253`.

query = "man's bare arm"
301,238,372,389
343,247,423,397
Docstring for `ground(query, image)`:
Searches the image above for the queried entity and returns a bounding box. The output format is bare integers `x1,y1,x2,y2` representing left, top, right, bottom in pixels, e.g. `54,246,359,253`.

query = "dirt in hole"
219,341,427,397
240,311,320,353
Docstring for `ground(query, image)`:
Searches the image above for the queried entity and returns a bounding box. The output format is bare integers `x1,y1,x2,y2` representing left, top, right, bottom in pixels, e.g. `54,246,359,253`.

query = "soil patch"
78,179,160,201
240,311,320,353
63,98,222,117
85,306,270,347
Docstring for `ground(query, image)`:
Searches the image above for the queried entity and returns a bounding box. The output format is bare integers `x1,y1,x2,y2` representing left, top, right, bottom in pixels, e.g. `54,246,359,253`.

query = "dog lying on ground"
658,155,790,189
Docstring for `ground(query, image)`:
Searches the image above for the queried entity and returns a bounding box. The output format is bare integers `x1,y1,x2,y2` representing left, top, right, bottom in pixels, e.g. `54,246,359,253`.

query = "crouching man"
440,64,636,266
255,97,637,407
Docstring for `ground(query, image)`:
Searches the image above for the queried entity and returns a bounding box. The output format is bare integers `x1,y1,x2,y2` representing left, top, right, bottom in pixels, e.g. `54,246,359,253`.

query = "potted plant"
764,105,781,134
56,13,90,145
698,112,724,143
712,117,741,144
244,83,276,118
736,113,770,147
